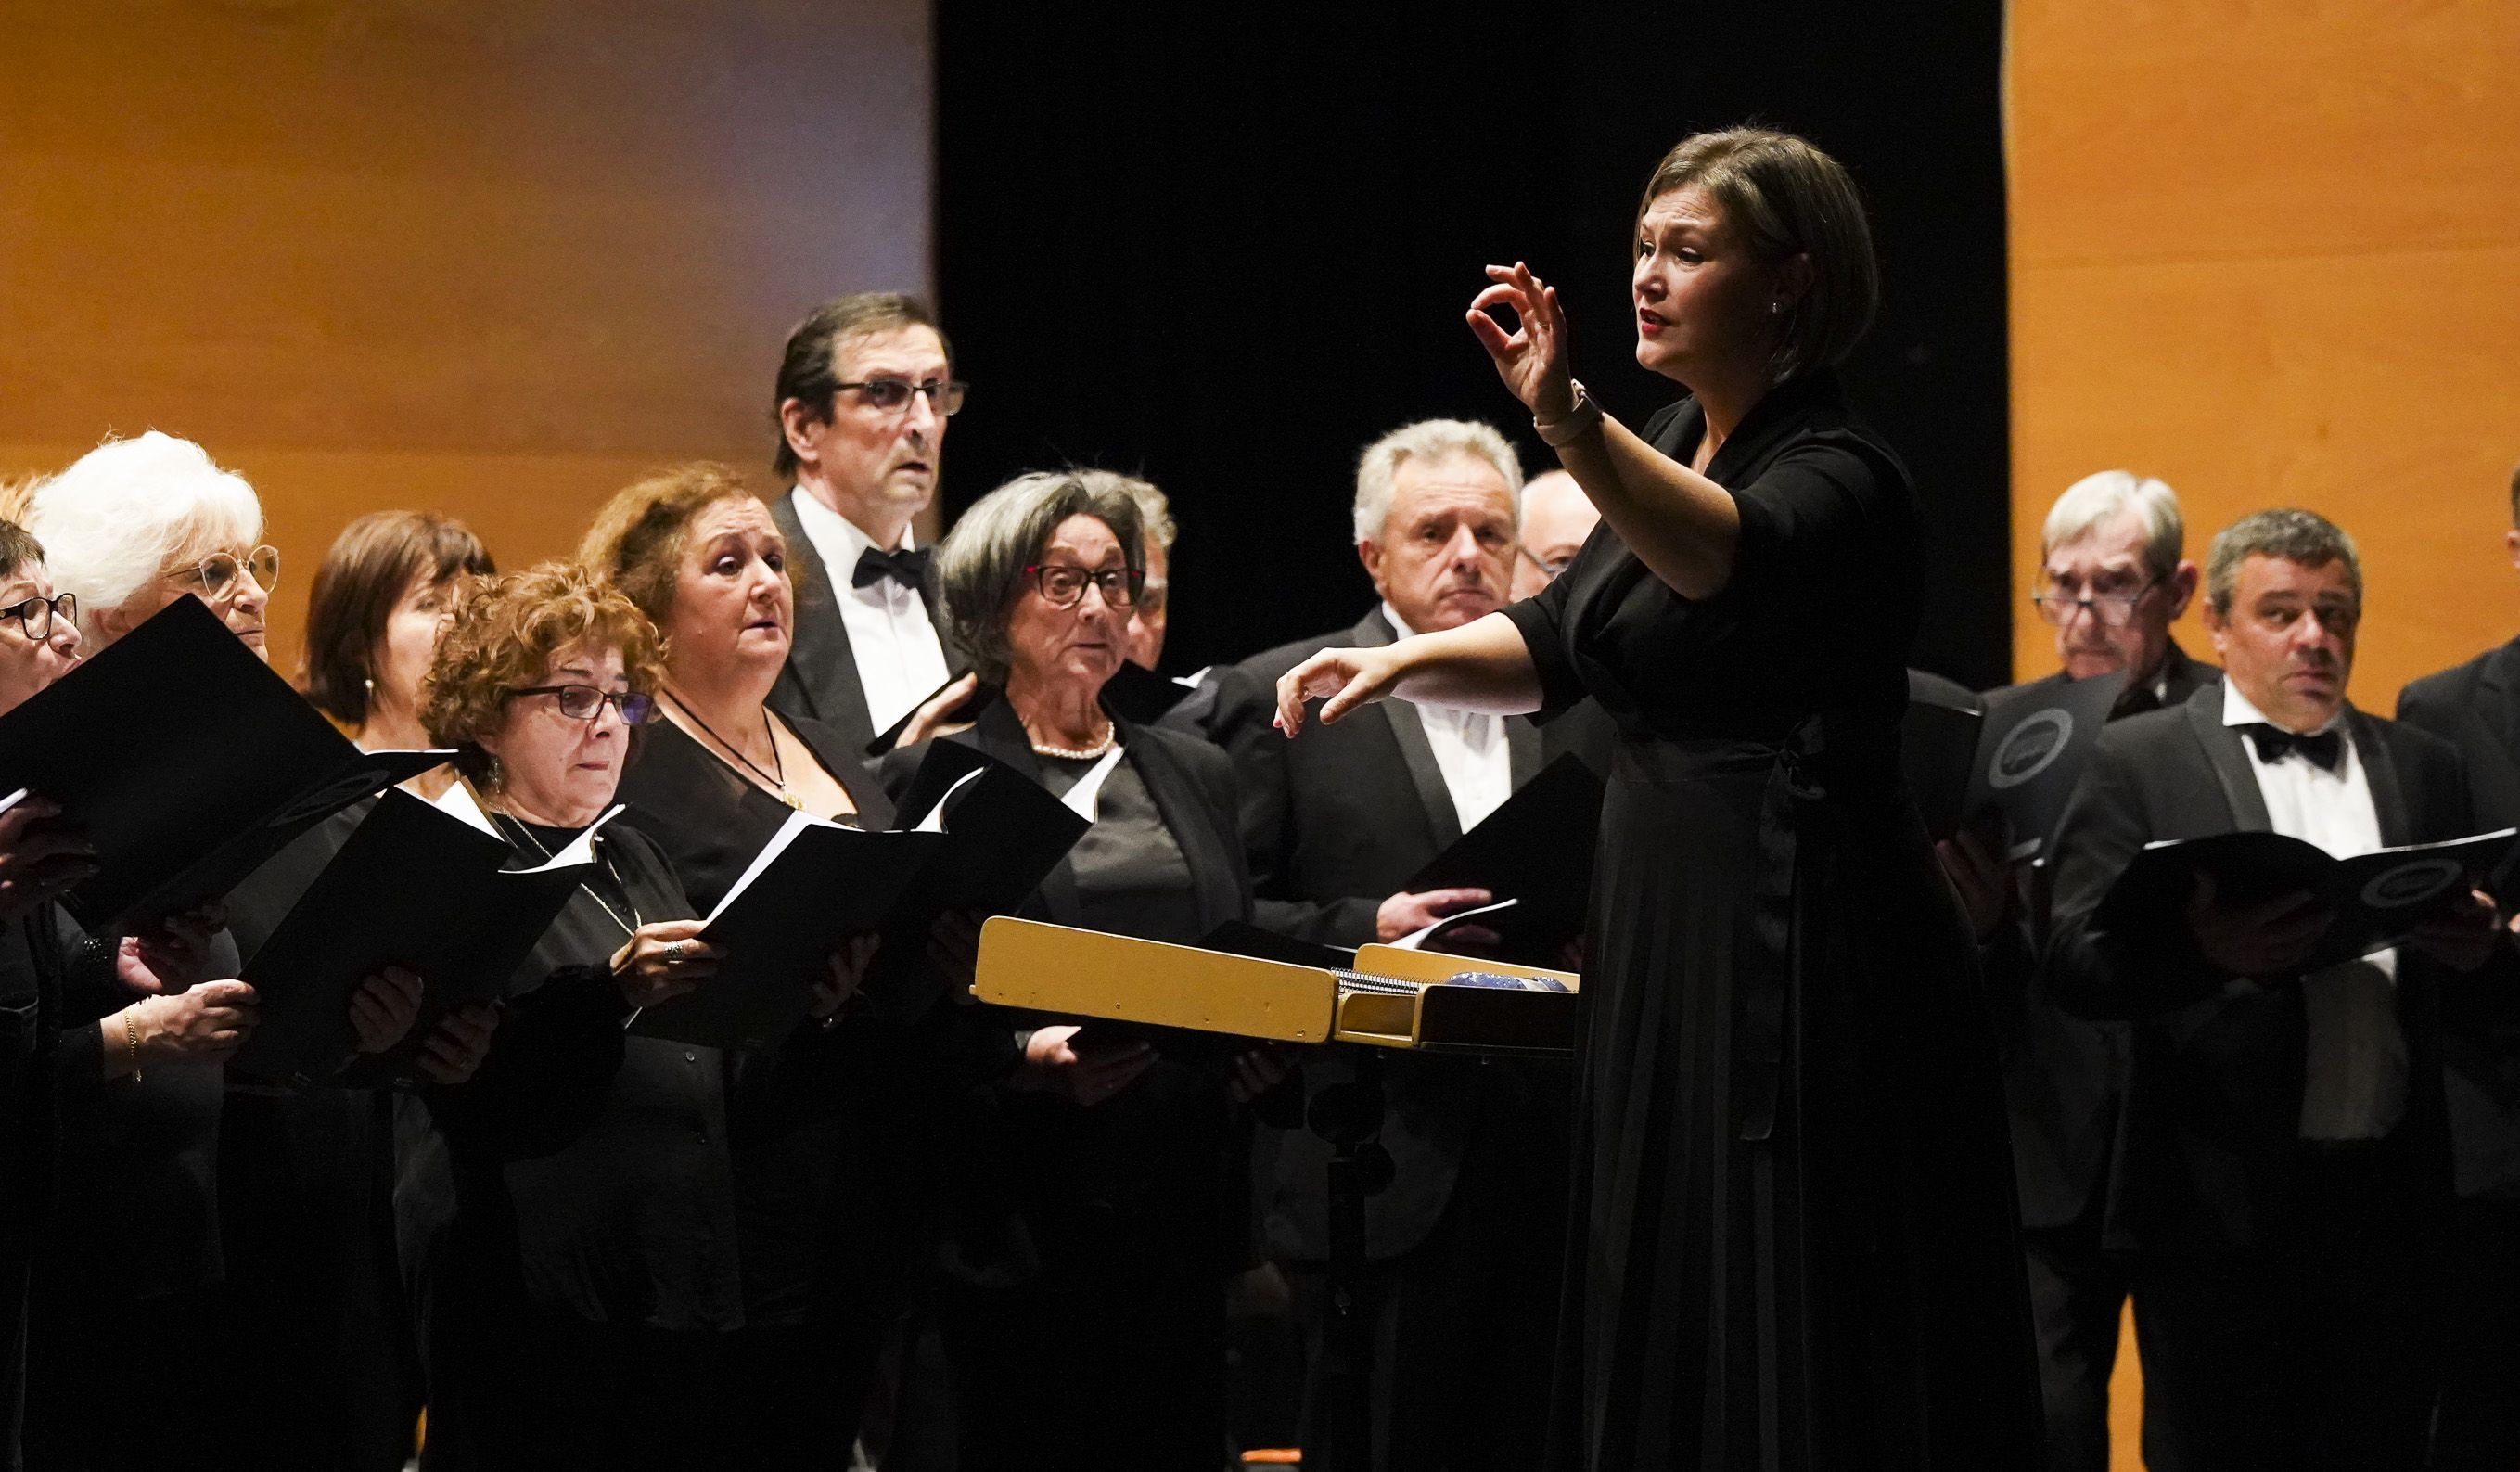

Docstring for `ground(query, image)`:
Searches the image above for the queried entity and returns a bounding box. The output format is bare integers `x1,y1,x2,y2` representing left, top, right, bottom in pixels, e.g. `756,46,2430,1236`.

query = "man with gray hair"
1949,469,2219,1472
2393,454,2520,1470
2042,506,2501,1468
1200,417,1566,1468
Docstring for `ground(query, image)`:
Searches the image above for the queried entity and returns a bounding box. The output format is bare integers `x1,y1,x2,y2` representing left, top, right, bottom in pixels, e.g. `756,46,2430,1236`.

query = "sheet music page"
912,766,990,832
1391,895,1520,950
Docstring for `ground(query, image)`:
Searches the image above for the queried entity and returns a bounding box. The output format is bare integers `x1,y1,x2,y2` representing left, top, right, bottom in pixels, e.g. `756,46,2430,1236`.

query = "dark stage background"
935,1,2011,687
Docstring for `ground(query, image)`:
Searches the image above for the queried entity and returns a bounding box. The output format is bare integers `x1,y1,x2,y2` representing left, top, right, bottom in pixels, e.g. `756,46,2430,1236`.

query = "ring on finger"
664,941,689,961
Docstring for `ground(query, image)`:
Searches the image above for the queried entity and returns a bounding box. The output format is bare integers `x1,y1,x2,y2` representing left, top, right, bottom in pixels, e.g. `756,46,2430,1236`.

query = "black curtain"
935,0,2011,686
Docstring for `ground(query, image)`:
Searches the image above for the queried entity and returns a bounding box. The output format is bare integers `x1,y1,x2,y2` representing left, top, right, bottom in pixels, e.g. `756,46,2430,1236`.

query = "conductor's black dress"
1498,373,2040,1471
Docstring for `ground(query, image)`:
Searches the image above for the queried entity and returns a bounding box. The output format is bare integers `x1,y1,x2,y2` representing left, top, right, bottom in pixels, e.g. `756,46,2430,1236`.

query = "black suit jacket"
1986,641,2219,1229
2398,634,2520,1197
767,492,959,765
1208,608,1544,947
2041,684,2476,1255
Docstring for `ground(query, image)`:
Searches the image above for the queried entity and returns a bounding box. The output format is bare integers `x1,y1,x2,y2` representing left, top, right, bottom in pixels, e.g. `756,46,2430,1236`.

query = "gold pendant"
781,791,804,811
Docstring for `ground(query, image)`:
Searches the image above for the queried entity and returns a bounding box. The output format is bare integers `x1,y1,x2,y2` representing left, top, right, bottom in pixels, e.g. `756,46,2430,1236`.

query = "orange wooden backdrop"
2008,3,2520,1466
2008,0,2520,707
0,0,932,680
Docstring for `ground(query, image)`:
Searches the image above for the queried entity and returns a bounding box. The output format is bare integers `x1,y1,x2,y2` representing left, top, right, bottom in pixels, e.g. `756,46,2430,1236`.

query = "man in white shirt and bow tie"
2043,507,2508,1471
767,292,968,762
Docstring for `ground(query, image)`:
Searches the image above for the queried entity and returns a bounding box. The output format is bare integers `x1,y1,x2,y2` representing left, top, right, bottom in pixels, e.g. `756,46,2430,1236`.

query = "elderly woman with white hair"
879,469,1274,1469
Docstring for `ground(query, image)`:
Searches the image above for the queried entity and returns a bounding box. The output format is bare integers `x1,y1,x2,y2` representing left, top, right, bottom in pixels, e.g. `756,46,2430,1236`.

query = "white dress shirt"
788,488,952,735
2222,682,2410,1141
1383,603,1514,832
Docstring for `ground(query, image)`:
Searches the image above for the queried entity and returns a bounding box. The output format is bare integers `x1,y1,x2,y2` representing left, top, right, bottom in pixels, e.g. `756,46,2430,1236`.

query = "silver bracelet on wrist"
1534,380,1604,448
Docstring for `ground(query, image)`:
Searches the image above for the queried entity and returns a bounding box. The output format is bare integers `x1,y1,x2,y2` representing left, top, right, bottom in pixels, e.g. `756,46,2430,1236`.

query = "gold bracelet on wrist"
123,1008,143,1083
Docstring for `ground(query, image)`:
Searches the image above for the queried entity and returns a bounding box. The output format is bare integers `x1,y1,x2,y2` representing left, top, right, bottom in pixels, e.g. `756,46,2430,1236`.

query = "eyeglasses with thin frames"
0,593,76,642
1518,545,1575,582
2030,576,2159,630
177,545,281,602
1025,563,1144,609
833,378,968,416
508,685,656,724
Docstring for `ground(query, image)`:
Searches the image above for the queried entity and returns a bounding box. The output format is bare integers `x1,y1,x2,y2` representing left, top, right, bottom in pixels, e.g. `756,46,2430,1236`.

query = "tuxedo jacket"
1204,609,1568,1261
767,493,962,765
1985,641,2219,1230
2041,683,2480,1256
2398,633,2520,1197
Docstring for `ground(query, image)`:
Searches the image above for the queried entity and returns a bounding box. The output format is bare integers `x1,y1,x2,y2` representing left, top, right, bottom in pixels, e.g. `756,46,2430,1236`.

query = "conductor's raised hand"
609,918,719,1008
2184,873,2329,978
0,797,96,923
415,1002,500,1086
1275,646,1408,737
1467,262,1576,419
347,967,425,1055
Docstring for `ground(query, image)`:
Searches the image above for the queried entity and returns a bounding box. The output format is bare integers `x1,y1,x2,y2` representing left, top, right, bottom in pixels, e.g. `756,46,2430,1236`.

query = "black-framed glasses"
176,544,281,601
1025,563,1144,609
0,592,75,641
1518,545,1576,582
2030,576,2158,630
507,685,656,724
834,377,967,416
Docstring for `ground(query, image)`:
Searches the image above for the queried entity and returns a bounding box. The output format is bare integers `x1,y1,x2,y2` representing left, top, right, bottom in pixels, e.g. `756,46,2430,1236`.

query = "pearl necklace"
1030,722,1117,761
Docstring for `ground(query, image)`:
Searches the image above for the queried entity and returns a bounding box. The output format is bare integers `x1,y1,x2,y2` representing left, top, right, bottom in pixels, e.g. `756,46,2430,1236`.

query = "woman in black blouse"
583,463,974,1467
883,470,1271,1471
411,561,865,1471
1278,129,2040,1469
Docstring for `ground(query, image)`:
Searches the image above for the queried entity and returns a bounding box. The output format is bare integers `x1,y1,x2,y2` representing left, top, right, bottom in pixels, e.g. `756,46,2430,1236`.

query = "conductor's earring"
363,676,375,694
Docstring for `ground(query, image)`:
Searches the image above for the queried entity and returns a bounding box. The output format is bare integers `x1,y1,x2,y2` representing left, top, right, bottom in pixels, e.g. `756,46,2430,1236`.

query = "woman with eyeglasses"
879,470,1279,1470
583,463,979,1467
409,560,831,1470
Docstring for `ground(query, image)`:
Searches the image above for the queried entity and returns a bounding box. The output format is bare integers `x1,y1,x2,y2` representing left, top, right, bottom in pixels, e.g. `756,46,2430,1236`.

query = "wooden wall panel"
0,0,931,677
2008,0,2520,705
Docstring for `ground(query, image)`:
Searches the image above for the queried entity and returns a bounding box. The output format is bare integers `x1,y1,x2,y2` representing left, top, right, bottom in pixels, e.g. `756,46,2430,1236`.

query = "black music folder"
1902,680,1984,839
1098,660,1208,725
887,743,1092,920
1401,752,1605,965
630,812,945,1052
2096,826,2520,973
1905,671,2127,856
0,597,454,932
232,788,595,1086
865,672,1002,757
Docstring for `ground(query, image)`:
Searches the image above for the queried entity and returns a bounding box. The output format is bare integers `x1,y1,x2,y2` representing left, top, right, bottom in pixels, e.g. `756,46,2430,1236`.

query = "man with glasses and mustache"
765,292,971,764
1943,470,2218,1472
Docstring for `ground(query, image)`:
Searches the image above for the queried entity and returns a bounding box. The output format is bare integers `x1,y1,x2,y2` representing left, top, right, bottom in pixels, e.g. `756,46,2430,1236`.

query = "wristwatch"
1535,379,1605,447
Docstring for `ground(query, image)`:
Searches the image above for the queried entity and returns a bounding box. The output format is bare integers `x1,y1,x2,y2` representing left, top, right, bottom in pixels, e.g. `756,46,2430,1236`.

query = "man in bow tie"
766,291,970,762
2042,507,2506,1470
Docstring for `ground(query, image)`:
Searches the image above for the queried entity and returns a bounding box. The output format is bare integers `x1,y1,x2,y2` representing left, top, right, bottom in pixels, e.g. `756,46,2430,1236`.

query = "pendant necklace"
668,688,803,810
492,807,643,938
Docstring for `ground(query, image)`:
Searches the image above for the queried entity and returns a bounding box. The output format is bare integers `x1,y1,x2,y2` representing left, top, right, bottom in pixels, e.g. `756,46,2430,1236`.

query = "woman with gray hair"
23,430,277,659
880,469,1273,1469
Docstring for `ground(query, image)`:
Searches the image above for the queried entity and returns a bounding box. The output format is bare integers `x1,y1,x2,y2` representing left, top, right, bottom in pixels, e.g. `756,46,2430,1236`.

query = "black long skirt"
1550,732,2042,1471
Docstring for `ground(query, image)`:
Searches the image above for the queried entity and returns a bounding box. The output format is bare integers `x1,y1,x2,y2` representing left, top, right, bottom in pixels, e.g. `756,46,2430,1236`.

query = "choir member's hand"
1013,1024,1156,1107
115,902,226,996
609,919,720,1008
1376,888,1495,944
894,672,982,750
812,932,882,1023
0,797,96,922
1227,1046,1291,1105
1466,262,1577,420
125,979,260,1069
1936,822,2016,943
1276,646,1408,735
414,1002,500,1086
2410,888,2501,974
2184,874,2329,978
927,908,985,992
347,967,425,1055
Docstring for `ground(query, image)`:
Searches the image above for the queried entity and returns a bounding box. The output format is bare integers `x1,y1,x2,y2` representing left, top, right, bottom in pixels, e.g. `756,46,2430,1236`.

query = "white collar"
787,485,916,557
1379,600,1417,641
2221,678,2344,737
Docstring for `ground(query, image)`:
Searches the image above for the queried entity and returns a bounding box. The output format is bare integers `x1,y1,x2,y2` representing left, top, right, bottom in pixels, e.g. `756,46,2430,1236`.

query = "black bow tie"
2241,723,2343,772
852,544,931,592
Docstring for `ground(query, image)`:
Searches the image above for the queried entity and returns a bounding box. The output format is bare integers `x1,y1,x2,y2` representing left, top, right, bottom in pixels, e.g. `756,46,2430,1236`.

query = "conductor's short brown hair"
301,511,494,727
772,292,953,481
578,462,778,639
421,560,665,782
1639,127,1880,384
